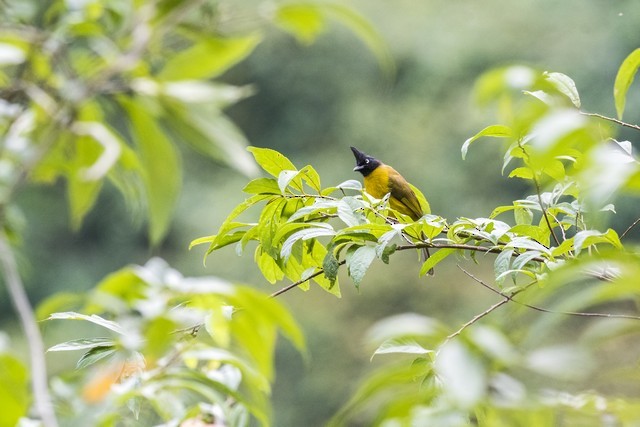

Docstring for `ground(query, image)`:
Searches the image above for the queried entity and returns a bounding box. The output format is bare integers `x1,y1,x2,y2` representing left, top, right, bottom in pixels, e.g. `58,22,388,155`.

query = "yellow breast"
363,167,390,199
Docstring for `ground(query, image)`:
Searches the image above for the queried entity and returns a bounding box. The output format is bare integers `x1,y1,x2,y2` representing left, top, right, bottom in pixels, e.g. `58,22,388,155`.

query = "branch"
533,175,561,246
621,217,640,240
458,266,640,321
270,260,346,298
446,298,510,340
396,242,547,262
0,233,59,427
580,111,640,133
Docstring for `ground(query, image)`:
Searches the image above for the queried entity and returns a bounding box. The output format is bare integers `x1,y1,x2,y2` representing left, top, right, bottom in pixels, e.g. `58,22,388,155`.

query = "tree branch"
446,298,510,340
270,260,346,298
580,111,640,132
621,217,640,240
0,232,59,427
458,266,640,321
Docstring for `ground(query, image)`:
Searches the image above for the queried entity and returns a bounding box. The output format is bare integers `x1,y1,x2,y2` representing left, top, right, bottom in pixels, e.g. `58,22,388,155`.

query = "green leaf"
274,3,394,76
320,3,395,77
67,133,104,229
347,245,377,287
48,337,115,352
514,206,533,225
371,338,433,359
434,340,487,409
544,71,581,108
278,169,301,193
247,146,297,178
120,97,181,245
76,345,118,369
505,237,551,256
243,177,281,195
573,229,623,255
256,249,285,284
322,251,340,283
274,4,326,44
47,312,126,335
494,248,514,282
552,237,574,257
419,248,455,276
0,354,29,427
36,292,84,321
281,225,335,261
614,48,640,119
508,167,533,180
162,101,258,177
159,34,261,80
462,125,512,160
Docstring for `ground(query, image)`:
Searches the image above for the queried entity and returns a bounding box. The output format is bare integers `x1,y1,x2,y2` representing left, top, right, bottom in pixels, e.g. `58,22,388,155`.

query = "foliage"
44,258,304,426
0,0,388,426
195,49,640,425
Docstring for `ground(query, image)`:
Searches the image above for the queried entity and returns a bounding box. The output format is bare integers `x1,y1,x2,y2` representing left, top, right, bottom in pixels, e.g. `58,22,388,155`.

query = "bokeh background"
4,0,640,425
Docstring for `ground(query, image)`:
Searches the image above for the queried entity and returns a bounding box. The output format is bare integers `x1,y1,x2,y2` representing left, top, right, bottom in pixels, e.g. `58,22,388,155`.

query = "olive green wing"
387,168,424,220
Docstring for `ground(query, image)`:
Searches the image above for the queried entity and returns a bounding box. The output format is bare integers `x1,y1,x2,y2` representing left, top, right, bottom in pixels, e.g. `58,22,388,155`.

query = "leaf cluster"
43,258,304,426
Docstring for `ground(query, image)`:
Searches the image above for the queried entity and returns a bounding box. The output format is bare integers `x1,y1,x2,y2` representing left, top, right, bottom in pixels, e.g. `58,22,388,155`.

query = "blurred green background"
4,0,640,425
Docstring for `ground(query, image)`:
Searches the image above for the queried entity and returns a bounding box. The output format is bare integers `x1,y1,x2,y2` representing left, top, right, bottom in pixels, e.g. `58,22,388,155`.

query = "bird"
350,146,434,275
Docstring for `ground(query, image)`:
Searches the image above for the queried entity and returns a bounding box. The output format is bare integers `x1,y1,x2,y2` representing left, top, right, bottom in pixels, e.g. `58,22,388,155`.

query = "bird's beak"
350,146,367,171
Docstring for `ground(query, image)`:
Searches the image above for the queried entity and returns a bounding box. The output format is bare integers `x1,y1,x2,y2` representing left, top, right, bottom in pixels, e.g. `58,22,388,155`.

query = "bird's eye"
365,159,370,164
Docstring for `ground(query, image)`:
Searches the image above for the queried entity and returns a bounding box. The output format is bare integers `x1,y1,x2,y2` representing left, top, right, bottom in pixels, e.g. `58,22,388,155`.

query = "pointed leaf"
120,98,181,245
348,245,376,287
247,146,297,178
159,35,261,80
544,71,581,108
419,248,455,276
614,48,640,119
462,125,512,160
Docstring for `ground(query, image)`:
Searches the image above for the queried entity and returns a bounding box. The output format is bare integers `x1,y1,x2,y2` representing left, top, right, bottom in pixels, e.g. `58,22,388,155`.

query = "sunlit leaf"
462,125,512,160
48,312,126,335
247,146,297,178
76,346,118,369
120,97,181,245
573,229,623,255
274,4,326,44
159,34,261,80
614,48,640,119
434,340,487,409
243,178,280,195
281,225,335,261
48,337,115,352
544,71,581,108
371,338,433,359
0,354,29,427
419,248,455,276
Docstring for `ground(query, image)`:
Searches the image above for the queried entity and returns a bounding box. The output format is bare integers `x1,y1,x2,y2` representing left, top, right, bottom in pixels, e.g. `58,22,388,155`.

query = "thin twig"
580,111,640,132
396,242,547,262
270,260,346,298
0,233,59,427
621,217,640,240
533,175,561,246
446,298,510,340
458,266,640,321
